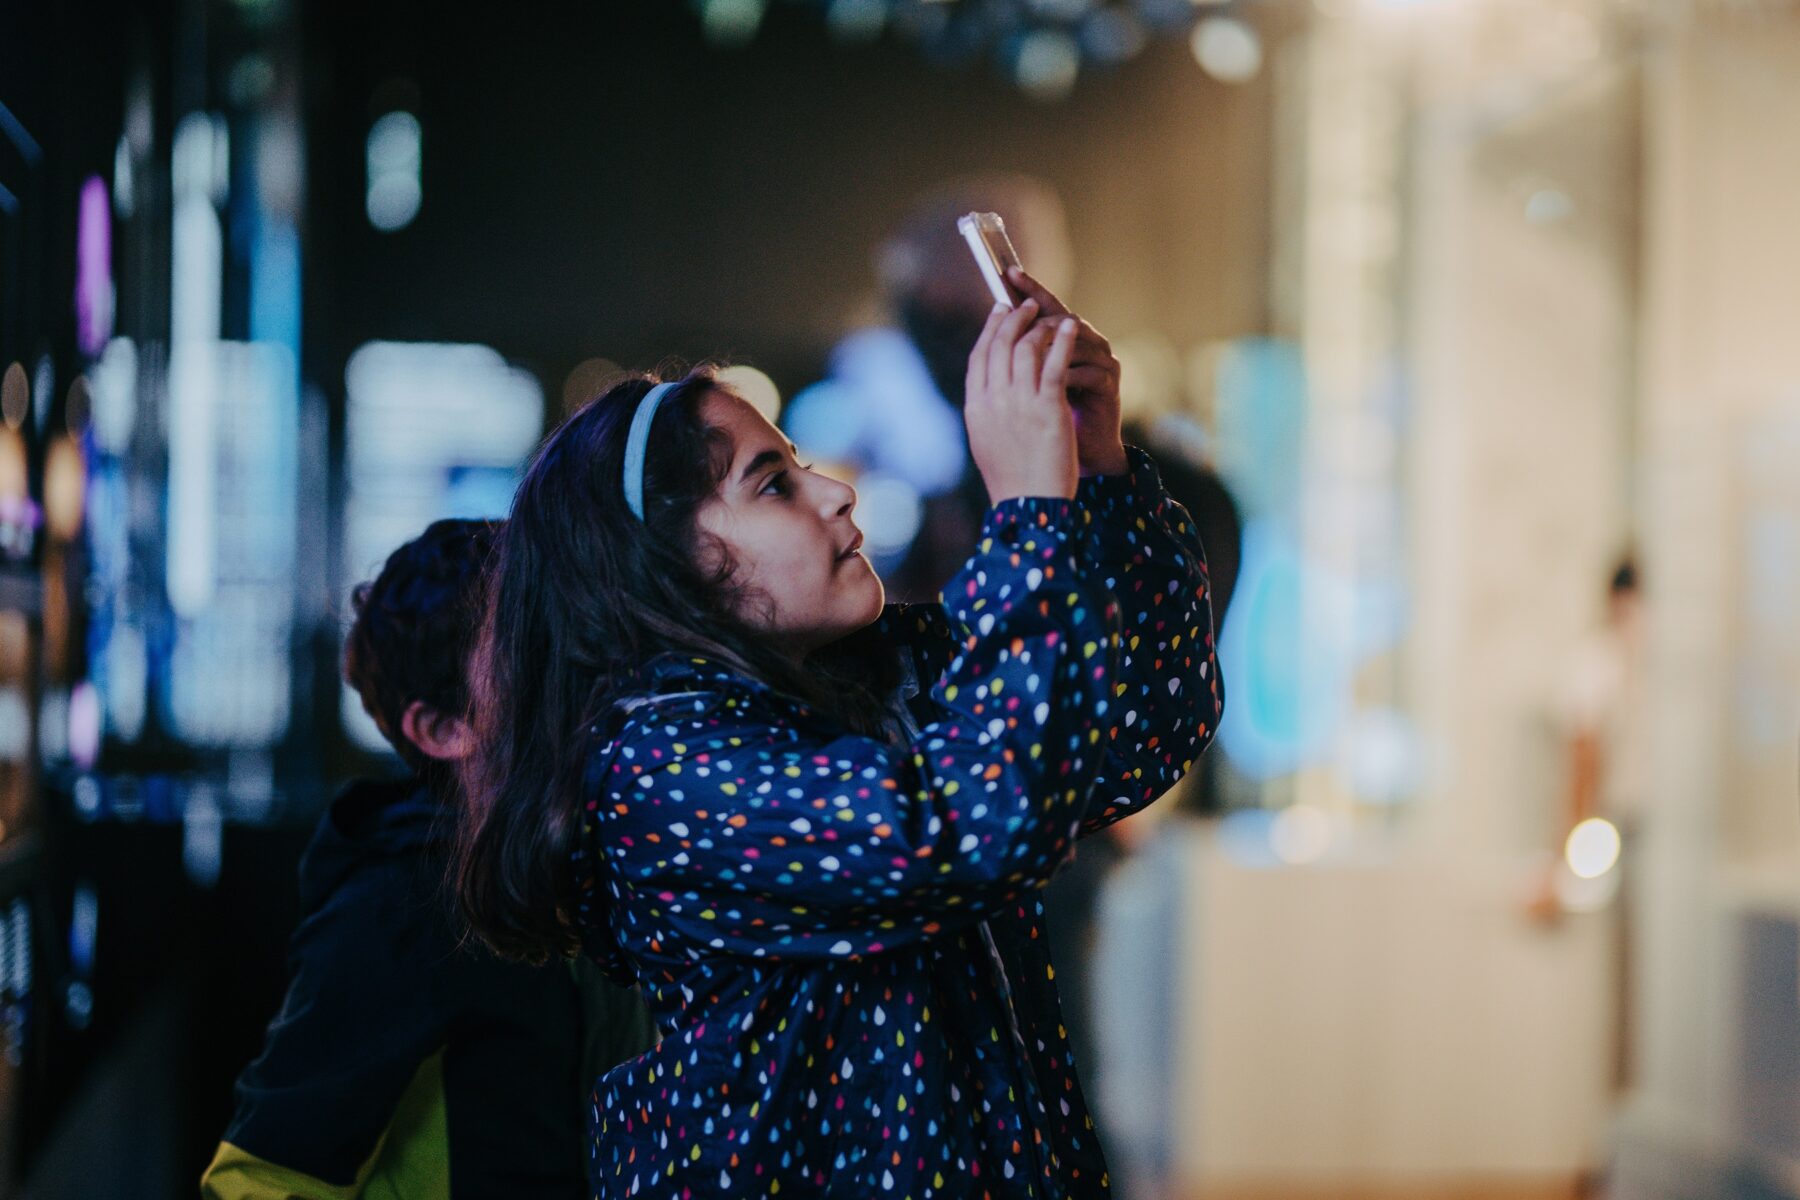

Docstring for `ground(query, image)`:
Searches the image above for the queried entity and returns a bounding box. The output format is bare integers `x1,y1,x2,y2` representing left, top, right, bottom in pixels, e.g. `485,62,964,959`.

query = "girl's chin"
855,563,886,614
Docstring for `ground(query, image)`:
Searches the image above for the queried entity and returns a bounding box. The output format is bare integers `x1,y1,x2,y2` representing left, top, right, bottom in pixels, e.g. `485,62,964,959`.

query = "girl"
457,273,1221,1199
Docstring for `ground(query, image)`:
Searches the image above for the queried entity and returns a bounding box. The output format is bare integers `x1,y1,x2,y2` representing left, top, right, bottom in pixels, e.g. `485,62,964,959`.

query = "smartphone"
957,212,1024,308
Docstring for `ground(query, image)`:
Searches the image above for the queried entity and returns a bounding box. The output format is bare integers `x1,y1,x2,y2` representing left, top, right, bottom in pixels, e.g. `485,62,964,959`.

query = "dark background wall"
304,0,1274,401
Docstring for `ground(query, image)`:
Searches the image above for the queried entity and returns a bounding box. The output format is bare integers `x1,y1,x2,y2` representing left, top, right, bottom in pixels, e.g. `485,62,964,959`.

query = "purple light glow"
77,176,114,357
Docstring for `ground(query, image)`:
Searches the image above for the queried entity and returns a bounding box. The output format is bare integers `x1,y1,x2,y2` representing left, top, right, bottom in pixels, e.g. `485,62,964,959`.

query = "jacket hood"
295,776,441,913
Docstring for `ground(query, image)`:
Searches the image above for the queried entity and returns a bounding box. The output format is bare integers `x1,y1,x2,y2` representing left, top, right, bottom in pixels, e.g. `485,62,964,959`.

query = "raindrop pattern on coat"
573,448,1221,1198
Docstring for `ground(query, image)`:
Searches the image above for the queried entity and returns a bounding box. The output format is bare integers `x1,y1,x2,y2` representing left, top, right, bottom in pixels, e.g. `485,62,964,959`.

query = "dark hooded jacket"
203,778,658,1199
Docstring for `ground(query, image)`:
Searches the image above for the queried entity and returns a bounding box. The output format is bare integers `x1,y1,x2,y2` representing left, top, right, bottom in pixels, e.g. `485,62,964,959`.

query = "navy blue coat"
573,448,1221,1198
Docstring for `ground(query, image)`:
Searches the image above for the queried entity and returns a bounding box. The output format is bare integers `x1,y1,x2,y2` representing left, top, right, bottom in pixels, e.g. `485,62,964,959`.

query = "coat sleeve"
1072,446,1224,836
594,495,1122,964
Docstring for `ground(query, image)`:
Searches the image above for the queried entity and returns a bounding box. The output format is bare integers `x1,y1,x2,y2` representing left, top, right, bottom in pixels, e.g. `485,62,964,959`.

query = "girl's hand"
964,298,1081,505
1006,267,1128,478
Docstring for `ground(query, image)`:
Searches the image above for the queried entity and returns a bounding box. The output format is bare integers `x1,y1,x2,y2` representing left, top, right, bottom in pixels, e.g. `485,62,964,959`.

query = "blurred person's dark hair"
343,518,497,787
1610,556,1638,597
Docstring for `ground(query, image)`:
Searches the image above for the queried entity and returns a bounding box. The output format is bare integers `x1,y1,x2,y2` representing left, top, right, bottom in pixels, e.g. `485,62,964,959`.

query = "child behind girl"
456,276,1221,1199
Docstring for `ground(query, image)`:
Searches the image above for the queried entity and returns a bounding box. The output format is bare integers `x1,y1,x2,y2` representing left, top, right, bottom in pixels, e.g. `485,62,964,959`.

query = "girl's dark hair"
344,518,498,788
455,369,900,963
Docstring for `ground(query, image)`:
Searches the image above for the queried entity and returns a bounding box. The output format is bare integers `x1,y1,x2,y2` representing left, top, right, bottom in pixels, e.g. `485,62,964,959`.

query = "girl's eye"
761,471,791,497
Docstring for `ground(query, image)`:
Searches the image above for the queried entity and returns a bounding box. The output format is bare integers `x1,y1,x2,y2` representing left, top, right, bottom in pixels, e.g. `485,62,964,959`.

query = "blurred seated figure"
784,174,1074,602
202,520,656,1200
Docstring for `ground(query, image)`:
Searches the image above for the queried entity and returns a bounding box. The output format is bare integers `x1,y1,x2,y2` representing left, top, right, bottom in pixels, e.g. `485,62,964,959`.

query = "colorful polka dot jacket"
573,446,1221,1198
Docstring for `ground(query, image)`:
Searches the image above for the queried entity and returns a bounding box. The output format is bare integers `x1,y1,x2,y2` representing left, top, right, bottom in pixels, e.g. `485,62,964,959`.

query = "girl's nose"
819,473,856,518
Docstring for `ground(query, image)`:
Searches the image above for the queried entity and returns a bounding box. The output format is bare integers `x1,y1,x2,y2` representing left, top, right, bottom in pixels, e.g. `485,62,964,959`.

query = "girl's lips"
837,531,864,562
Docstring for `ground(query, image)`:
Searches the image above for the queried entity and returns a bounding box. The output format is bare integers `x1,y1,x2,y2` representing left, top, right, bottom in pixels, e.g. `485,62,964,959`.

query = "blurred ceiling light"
2,363,27,430
366,111,422,233
717,364,783,423
1191,16,1262,83
1013,28,1082,101
1564,817,1621,880
1080,6,1149,64
1270,804,1333,865
1027,0,1100,20
1137,0,1199,31
700,0,767,47
826,0,888,43
893,0,953,42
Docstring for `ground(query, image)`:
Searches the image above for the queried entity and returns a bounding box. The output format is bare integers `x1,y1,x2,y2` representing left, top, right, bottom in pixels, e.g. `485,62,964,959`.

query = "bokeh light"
561,356,624,415
2,363,27,430
1080,7,1149,65
366,110,422,232
851,472,925,561
44,435,87,542
68,681,101,770
1013,29,1082,103
700,0,767,47
1270,804,1334,865
826,0,887,43
1191,16,1262,84
65,376,91,437
1564,817,1622,880
717,364,783,424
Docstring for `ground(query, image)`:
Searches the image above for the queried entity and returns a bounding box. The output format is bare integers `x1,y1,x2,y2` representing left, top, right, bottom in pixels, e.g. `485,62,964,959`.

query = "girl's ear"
400,700,476,762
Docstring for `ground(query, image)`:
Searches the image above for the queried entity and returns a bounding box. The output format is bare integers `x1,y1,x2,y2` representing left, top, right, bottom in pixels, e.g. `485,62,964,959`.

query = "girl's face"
693,389,884,658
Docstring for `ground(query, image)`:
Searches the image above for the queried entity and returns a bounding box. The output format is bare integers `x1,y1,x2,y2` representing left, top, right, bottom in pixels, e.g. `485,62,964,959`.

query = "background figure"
1043,418,1243,1197
203,520,656,1200
784,174,1074,602
1128,418,1243,820
1534,557,1646,1094
788,177,1245,1184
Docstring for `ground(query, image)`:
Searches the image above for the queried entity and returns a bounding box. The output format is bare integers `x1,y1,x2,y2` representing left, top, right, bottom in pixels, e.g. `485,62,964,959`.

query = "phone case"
957,212,1023,308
